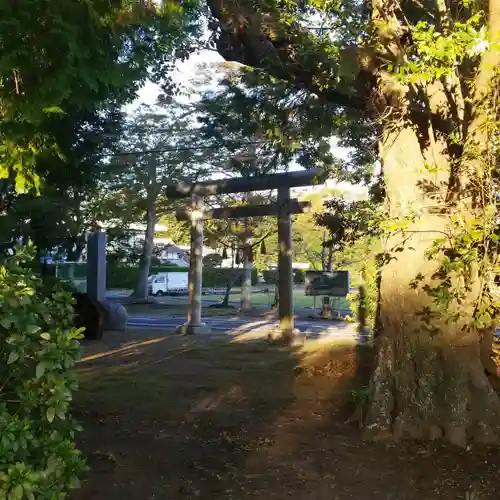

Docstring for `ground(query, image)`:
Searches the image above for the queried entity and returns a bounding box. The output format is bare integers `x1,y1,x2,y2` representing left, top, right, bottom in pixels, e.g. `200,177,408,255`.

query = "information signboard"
305,271,350,297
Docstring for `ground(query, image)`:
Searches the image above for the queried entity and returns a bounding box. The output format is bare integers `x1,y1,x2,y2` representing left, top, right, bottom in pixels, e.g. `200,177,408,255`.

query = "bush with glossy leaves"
0,245,86,499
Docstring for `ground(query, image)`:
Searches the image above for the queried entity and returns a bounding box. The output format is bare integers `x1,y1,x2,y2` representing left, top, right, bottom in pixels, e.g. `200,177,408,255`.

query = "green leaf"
46,407,56,423
68,476,81,489
0,317,14,328
26,325,41,334
9,484,23,500
40,332,51,341
36,362,46,379
7,351,20,364
42,106,65,115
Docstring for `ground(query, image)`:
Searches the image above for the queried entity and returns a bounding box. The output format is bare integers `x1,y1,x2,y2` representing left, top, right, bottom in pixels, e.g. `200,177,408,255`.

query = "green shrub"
0,245,86,498
55,261,262,290
347,257,378,329
262,270,278,284
263,269,305,284
293,269,305,284
203,268,258,288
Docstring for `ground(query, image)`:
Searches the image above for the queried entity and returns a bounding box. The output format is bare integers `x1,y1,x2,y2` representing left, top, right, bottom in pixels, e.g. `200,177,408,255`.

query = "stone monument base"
73,292,106,341
102,300,128,332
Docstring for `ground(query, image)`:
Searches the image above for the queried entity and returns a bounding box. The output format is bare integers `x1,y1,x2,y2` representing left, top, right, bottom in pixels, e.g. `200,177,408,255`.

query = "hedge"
203,268,259,288
51,263,188,290
52,262,260,289
262,269,305,284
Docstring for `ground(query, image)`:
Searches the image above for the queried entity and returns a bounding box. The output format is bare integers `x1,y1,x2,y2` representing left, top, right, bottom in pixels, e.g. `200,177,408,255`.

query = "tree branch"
206,0,371,111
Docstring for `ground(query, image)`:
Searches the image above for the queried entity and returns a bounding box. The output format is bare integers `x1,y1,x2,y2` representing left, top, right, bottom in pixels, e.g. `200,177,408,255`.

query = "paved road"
127,314,368,342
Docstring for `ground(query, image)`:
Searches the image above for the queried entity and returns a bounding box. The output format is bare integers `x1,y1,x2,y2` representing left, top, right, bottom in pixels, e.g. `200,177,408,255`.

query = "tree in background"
0,0,202,265
158,213,191,247
191,61,347,308
203,253,224,268
98,103,211,299
316,197,375,269
204,205,275,307
0,107,125,261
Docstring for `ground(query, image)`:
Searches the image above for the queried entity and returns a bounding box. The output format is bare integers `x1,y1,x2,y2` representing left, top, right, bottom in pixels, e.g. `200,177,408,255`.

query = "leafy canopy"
0,0,202,189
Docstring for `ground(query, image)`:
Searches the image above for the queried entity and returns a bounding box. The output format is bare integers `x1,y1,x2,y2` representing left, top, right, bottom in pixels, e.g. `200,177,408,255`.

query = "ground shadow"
71,330,500,500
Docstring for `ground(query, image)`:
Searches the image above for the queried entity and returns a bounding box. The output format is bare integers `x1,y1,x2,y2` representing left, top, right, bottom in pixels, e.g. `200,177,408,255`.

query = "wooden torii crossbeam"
167,169,322,338
176,200,311,221
165,169,323,198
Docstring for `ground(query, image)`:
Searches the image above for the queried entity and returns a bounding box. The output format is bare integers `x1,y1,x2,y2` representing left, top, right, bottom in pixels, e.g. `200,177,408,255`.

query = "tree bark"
221,282,232,307
132,160,157,299
362,115,500,447
321,231,327,271
326,244,333,272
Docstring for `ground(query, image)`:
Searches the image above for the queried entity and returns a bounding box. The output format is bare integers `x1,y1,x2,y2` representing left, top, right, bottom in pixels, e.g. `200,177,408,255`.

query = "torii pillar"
276,187,295,339
176,194,210,335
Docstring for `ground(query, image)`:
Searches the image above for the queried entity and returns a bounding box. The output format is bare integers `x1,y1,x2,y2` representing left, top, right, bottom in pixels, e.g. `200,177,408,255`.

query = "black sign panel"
305,271,350,297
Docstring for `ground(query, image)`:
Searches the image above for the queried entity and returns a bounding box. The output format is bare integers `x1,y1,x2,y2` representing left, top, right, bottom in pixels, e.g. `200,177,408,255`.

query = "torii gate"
166,169,322,339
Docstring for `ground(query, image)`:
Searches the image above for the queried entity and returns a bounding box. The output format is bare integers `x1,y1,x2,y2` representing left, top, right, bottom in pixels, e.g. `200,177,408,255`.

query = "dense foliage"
0,246,85,498
0,0,202,258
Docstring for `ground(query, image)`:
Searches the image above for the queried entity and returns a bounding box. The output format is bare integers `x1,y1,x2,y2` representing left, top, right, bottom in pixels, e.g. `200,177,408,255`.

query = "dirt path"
72,330,500,500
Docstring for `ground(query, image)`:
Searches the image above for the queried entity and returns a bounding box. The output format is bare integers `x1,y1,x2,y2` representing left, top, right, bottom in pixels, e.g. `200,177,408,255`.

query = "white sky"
126,50,224,112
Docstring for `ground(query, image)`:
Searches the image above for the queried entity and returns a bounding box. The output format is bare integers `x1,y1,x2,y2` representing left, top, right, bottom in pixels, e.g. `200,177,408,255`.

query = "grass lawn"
71,330,499,500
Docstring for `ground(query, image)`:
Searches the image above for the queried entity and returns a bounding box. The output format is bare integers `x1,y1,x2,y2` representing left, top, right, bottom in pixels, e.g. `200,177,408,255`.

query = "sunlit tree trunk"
357,0,500,449
363,97,500,447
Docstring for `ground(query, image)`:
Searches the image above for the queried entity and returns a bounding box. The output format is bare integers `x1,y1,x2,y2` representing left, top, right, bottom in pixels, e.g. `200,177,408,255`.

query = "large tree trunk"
359,0,500,448
363,117,500,447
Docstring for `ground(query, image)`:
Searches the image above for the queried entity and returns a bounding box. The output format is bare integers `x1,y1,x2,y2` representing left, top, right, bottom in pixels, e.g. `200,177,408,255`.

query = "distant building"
159,244,189,267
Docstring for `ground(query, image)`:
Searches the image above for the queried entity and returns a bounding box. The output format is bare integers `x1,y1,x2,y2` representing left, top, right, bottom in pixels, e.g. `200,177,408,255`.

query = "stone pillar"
240,220,253,311
177,194,210,334
277,187,295,338
86,231,107,303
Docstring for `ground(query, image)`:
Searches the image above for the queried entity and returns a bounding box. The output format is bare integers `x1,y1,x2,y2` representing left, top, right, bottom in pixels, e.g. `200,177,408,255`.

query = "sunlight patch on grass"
78,337,168,363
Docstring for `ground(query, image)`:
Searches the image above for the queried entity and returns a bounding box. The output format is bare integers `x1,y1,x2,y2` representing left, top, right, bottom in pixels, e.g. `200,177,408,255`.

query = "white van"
148,272,189,296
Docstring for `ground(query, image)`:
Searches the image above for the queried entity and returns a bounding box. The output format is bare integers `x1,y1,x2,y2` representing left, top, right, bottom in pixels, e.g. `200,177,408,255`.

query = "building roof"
163,244,188,254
